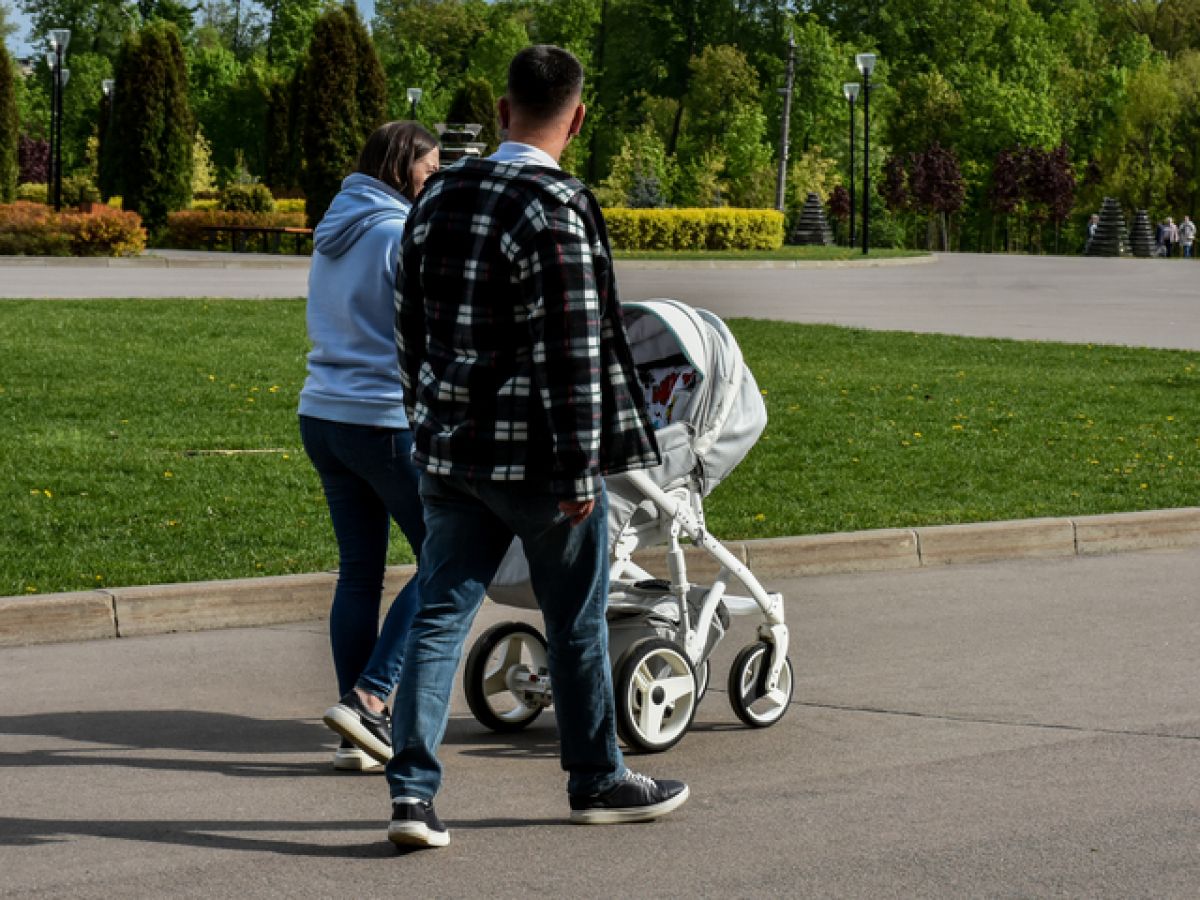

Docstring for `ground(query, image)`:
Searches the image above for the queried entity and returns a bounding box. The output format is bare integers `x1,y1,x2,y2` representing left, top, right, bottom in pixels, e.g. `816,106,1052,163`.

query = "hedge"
0,202,145,256
163,208,307,251
603,208,784,251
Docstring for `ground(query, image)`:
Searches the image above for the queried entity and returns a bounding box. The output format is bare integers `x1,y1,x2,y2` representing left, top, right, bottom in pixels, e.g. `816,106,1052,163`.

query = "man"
1180,215,1196,259
387,44,689,849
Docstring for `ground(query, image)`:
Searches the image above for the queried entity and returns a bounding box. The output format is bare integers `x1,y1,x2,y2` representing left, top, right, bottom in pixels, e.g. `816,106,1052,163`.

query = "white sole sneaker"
333,745,384,772
570,784,690,824
387,821,450,848
323,703,392,764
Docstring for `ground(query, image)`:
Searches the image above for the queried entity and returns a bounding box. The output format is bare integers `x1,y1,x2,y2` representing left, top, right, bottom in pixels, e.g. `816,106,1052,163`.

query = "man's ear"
568,102,586,138
497,96,511,130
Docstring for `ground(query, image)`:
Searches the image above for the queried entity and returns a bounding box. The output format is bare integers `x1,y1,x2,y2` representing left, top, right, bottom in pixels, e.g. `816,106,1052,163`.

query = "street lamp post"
855,53,876,255
47,29,70,212
407,87,423,121
843,82,859,248
774,30,796,214
100,79,115,200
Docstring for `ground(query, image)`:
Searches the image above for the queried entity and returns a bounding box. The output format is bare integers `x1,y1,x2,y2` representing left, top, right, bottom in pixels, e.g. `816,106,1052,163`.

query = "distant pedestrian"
1179,215,1195,259
1085,213,1099,253
298,121,440,773
1164,217,1180,257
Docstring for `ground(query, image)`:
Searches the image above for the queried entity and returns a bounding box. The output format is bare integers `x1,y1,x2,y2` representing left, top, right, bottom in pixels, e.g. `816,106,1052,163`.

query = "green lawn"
614,246,926,261
2,298,1197,596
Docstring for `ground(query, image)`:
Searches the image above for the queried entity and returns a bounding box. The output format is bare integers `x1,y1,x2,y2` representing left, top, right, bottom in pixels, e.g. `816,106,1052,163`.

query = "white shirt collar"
489,141,559,169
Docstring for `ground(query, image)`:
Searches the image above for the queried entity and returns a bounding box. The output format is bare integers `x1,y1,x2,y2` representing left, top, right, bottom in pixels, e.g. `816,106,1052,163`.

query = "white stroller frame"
463,299,793,752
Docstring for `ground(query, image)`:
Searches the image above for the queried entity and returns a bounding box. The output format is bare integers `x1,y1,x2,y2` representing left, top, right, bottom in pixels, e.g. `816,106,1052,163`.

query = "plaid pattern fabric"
395,159,660,501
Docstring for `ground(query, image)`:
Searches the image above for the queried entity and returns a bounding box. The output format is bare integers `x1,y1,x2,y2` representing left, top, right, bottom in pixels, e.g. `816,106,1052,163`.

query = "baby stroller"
462,298,792,752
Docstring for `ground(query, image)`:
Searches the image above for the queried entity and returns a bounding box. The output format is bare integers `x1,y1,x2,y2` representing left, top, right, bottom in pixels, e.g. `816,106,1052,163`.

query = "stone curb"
613,254,936,270
3,507,1199,648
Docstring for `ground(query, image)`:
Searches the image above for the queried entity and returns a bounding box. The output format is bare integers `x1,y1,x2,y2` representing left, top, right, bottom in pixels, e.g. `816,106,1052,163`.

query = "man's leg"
386,475,512,802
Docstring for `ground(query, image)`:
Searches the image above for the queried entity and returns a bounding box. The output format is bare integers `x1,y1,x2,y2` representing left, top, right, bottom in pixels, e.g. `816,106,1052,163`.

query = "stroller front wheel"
728,641,794,728
614,638,698,753
463,621,551,732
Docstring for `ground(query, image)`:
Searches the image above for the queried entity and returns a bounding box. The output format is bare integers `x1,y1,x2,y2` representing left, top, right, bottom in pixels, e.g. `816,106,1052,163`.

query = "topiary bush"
219,182,276,213
163,208,308,251
603,208,784,251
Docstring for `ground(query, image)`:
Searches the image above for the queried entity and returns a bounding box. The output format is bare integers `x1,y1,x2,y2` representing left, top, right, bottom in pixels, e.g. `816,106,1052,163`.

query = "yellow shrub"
274,198,306,214
603,208,783,251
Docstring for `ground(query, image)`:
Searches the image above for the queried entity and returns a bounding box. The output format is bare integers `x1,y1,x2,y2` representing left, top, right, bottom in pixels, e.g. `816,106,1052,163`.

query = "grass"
613,246,926,261
1,299,1197,596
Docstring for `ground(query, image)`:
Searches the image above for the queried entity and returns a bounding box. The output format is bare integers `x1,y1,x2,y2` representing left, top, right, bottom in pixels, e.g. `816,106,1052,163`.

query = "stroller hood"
623,299,767,494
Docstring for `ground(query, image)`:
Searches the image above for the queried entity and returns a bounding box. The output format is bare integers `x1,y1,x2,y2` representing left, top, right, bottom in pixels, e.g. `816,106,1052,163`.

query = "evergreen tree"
446,76,498,153
299,4,387,226
112,21,194,231
0,47,17,202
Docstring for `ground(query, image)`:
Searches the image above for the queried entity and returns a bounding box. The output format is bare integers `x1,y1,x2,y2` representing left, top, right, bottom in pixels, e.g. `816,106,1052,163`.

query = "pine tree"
111,21,194,231
299,4,388,227
446,76,499,154
0,47,18,202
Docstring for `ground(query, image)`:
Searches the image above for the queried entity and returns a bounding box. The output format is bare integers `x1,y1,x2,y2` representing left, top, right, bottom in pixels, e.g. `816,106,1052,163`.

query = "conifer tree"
299,4,387,226
111,21,194,231
447,76,499,154
0,47,18,203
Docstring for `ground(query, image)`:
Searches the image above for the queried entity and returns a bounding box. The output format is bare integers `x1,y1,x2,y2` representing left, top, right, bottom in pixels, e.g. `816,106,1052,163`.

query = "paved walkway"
2,251,1199,350
4,550,1198,897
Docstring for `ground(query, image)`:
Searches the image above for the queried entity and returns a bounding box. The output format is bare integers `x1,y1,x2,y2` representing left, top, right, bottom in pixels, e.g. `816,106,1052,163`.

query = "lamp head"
406,87,423,106
102,79,114,97
843,82,860,102
855,53,877,77
49,29,70,52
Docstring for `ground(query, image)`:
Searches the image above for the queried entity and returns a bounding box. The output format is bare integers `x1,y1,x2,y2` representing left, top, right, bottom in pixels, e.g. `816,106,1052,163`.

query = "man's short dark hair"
507,45,584,119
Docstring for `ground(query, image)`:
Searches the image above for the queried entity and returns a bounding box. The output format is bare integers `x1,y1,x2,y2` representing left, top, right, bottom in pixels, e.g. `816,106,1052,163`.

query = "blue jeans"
299,415,425,702
386,474,624,800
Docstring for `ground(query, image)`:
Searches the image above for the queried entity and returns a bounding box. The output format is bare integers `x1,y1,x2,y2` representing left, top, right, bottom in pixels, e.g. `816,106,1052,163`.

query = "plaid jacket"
394,159,660,501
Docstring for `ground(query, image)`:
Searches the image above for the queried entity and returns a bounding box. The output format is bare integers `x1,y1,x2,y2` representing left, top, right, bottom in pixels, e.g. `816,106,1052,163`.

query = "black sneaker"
388,799,450,848
569,769,689,824
323,691,392,764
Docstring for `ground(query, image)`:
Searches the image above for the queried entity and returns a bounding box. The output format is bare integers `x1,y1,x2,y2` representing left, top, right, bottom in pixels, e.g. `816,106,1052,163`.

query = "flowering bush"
18,136,49,183
0,201,145,256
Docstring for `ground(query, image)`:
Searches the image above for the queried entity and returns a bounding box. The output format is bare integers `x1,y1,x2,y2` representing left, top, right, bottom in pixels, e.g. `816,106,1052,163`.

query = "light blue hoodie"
298,173,411,428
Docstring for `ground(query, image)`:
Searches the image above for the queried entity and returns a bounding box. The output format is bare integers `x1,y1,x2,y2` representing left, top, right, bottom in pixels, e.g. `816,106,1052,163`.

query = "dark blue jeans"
386,474,624,800
299,415,425,702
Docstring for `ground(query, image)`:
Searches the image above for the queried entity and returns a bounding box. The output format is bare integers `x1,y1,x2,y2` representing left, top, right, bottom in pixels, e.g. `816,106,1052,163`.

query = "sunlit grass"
1,299,1196,595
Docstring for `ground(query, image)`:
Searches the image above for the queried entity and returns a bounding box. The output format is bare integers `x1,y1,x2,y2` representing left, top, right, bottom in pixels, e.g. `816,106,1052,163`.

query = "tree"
0,46,17,201
261,0,324,69
299,4,387,226
111,20,194,230
18,0,134,60
446,76,498,153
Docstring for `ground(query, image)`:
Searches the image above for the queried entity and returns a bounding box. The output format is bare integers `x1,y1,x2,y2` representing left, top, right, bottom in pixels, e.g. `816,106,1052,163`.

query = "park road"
1,251,1199,351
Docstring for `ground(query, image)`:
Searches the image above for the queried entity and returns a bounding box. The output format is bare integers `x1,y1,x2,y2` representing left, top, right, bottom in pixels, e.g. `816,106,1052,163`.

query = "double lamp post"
843,52,877,255
46,28,70,212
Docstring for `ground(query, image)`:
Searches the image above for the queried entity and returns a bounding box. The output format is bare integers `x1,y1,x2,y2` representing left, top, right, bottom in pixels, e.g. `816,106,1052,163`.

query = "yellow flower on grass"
269,385,280,394
952,424,964,431
282,453,291,460
163,471,173,479
754,513,766,521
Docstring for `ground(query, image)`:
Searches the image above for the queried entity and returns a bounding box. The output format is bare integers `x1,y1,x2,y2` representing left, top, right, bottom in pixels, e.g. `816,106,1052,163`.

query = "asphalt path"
3,549,1199,897
2,252,1198,350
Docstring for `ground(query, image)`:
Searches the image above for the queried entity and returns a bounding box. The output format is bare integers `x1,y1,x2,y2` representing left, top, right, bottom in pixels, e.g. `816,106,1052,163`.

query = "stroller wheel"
463,621,551,732
614,638,698,753
728,641,794,728
695,659,711,703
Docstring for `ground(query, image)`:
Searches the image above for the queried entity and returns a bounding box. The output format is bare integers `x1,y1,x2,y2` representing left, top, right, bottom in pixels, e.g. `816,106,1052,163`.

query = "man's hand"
558,498,595,527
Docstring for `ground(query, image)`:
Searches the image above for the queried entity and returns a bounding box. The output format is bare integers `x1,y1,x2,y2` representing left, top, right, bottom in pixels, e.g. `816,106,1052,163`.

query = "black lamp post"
855,52,876,255
774,30,796,213
407,86,422,121
47,29,70,212
99,78,114,200
843,82,859,248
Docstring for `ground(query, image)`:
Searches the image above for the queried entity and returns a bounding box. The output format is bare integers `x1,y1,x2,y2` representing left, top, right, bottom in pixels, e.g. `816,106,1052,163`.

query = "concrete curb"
3,507,1199,648
613,254,936,270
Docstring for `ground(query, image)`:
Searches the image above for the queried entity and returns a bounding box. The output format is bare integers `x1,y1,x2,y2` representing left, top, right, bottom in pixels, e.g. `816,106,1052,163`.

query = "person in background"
1164,217,1180,258
386,45,689,849
298,121,439,772
1180,215,1196,259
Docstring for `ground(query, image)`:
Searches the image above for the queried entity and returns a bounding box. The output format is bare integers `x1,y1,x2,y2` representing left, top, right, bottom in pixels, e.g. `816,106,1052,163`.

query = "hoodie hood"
314,173,411,259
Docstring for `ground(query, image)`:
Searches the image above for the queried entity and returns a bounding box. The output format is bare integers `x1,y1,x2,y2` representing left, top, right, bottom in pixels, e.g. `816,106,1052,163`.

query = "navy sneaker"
323,691,392,764
388,799,450,848
569,770,689,824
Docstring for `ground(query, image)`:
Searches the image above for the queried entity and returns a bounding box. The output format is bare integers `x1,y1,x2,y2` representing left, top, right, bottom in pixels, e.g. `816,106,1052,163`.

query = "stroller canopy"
623,298,767,495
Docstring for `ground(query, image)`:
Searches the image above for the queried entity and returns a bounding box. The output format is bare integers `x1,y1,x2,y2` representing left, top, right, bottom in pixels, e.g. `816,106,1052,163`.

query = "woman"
298,121,439,771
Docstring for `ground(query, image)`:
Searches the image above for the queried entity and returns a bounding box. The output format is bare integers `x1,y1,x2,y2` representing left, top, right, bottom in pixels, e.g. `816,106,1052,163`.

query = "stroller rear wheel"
728,641,794,728
464,621,551,732
614,638,698,753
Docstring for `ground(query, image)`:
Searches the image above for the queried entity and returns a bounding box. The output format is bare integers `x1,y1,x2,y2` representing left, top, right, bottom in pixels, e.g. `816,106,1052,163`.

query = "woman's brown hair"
356,121,439,200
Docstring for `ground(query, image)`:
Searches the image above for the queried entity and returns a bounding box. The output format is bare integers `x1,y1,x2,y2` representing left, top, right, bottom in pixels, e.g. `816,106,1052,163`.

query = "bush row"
164,209,308,250
603,208,785,251
0,202,146,256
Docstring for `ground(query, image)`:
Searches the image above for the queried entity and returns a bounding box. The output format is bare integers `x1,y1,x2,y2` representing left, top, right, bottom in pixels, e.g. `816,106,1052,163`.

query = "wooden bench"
202,224,313,254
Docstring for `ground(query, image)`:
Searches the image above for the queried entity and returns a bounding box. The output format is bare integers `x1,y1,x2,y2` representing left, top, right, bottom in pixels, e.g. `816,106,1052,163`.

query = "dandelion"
754,513,766,522
43,489,52,498
25,585,36,594
163,471,173,479
282,453,291,460
208,374,216,381
269,385,280,393
952,424,964,431
1166,416,1175,422
246,397,255,403
1140,483,1149,490
913,432,922,438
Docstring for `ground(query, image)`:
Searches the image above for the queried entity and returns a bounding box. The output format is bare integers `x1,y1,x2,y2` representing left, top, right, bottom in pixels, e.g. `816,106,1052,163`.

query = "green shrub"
0,201,145,256
162,208,308,251
16,182,48,204
219,182,276,213
603,208,784,251
61,172,101,206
